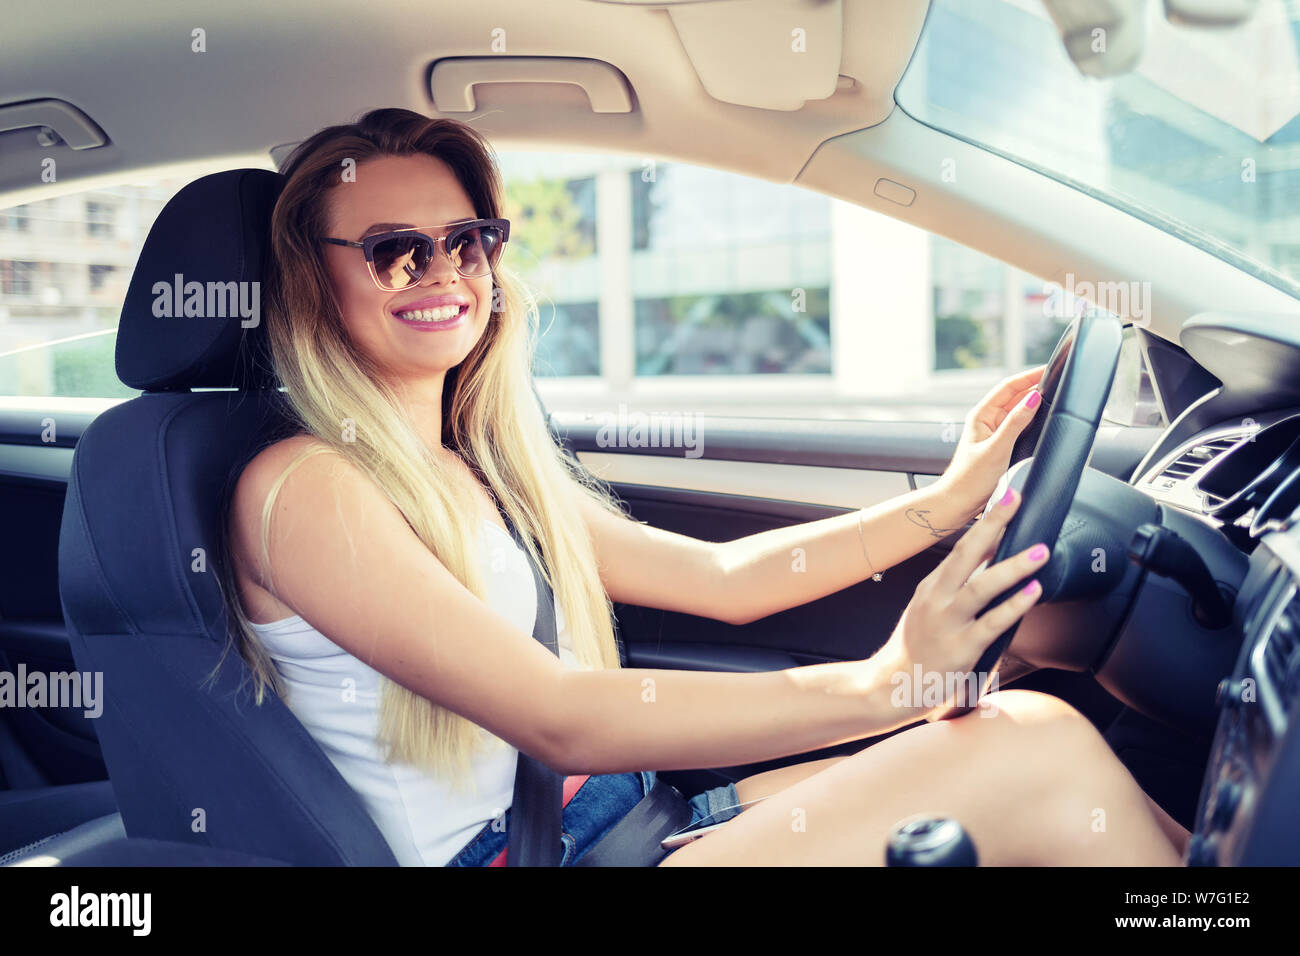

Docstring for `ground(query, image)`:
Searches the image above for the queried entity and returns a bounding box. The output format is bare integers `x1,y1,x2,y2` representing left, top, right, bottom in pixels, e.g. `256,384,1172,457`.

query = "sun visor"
661,0,846,111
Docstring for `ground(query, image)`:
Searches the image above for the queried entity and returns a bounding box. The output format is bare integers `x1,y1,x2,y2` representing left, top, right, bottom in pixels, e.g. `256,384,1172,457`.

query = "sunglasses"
321,218,510,292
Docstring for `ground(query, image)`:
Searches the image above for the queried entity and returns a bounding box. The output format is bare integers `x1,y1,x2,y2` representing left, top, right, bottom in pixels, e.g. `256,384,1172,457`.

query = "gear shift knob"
886,816,978,866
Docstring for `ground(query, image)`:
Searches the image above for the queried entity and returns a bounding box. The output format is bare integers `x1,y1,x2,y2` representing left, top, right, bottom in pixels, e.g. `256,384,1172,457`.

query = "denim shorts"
445,770,743,866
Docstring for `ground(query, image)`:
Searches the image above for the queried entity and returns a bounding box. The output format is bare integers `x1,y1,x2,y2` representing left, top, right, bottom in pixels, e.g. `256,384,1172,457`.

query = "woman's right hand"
873,485,1050,722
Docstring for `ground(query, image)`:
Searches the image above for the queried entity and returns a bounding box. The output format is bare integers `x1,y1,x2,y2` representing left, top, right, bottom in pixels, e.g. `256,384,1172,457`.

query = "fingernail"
1025,390,1041,410
999,487,1015,507
1021,579,1041,597
1028,543,1048,562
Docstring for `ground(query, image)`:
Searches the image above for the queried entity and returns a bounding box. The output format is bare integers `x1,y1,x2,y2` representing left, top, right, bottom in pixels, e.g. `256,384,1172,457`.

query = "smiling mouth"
393,304,468,324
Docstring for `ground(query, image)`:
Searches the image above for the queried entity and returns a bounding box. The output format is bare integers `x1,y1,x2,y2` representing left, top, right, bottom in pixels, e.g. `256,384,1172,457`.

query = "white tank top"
246,518,579,866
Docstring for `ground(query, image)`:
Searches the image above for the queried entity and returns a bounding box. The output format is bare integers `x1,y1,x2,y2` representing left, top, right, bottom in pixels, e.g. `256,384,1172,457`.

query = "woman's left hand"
937,365,1047,519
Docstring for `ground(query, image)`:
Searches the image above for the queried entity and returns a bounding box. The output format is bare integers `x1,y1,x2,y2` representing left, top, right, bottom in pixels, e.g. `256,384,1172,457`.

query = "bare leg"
731,726,1191,857
1142,791,1191,859
731,754,851,805
660,689,1187,866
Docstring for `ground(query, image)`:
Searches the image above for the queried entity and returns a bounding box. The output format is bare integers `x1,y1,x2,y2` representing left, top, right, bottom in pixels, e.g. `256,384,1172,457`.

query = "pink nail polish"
1025,390,1041,410
1028,543,1048,562
999,487,1015,506
1021,579,1041,596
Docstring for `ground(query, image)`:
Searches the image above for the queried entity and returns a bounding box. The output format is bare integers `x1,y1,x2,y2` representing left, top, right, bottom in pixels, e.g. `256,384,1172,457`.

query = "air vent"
1252,583,1300,734
1144,435,1244,514
1265,601,1300,714
1157,437,1239,481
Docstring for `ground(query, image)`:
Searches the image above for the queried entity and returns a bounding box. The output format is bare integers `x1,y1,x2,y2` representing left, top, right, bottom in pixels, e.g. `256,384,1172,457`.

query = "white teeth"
398,304,464,322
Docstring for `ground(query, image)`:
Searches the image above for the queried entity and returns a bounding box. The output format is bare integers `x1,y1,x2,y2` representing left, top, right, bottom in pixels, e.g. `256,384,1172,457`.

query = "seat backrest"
57,168,399,865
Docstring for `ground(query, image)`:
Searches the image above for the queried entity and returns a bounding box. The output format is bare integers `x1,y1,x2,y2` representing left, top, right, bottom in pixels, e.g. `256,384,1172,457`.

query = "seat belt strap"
573,778,694,867
502,512,566,866
494,506,695,866
487,773,590,867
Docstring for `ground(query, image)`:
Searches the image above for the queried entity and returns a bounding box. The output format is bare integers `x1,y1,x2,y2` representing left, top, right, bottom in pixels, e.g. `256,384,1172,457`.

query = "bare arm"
577,478,983,626
558,483,1047,772
230,439,910,777
576,364,1048,624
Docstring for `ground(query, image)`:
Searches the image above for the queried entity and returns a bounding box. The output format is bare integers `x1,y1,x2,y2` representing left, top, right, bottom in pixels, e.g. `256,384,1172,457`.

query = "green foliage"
51,332,135,398
1026,318,1069,365
503,178,594,264
934,314,988,370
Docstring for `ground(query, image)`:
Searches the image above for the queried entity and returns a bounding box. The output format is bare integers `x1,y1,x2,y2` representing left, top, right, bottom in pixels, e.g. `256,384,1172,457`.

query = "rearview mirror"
1041,0,1148,77
1041,0,1261,78
1162,0,1259,26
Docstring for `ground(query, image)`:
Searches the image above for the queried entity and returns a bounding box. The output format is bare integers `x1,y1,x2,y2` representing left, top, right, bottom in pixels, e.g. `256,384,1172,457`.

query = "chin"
423,334,486,377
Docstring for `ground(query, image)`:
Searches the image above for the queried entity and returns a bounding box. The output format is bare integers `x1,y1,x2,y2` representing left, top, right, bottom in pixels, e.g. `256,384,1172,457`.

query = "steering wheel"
934,312,1125,720
1007,321,1077,468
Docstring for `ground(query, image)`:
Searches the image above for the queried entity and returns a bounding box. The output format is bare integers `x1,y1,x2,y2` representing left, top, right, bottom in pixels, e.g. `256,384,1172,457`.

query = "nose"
418,238,460,287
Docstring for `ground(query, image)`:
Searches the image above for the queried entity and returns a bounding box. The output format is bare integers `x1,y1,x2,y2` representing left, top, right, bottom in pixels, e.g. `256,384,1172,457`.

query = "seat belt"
497,506,696,866
574,777,694,867
503,514,566,867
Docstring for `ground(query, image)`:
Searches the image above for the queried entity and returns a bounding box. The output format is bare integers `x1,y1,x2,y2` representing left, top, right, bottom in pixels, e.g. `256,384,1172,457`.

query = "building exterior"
0,182,178,399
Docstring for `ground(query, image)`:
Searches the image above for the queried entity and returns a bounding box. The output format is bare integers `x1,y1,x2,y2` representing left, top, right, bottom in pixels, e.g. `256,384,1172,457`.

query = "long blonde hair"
219,108,624,790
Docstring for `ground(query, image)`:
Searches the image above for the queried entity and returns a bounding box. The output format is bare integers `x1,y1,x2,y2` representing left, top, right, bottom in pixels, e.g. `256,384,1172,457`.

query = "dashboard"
1133,408,1300,864
1137,408,1300,535
1186,522,1300,865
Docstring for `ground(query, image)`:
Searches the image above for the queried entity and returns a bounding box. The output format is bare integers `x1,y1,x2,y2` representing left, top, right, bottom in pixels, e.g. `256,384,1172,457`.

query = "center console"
1189,522,1300,865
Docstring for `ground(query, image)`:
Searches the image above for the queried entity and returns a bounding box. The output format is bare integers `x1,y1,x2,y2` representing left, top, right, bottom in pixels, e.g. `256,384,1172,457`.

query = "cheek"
326,261,383,337
472,281,496,334
481,280,497,314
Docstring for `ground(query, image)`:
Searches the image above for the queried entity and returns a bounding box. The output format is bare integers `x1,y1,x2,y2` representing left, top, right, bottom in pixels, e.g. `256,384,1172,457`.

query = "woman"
224,107,1189,866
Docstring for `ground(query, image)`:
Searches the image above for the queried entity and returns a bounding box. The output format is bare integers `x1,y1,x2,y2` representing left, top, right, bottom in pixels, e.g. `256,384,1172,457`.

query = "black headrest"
115,168,284,391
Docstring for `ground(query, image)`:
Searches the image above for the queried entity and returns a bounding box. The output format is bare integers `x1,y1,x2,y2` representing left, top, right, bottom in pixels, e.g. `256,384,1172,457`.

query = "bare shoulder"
229,433,379,587
238,432,337,484
234,435,329,526
224,430,574,764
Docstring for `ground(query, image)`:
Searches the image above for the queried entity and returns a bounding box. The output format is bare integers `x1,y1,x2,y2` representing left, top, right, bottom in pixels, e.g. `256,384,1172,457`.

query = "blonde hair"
218,108,624,791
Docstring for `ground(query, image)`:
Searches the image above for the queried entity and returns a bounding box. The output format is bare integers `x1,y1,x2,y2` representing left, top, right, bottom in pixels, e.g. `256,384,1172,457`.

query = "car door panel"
553,412,1155,794
0,410,105,788
609,486,943,666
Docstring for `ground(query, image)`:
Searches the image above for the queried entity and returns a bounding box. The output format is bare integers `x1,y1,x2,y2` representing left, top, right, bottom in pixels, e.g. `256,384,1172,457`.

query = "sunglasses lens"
448,223,505,278
372,235,434,290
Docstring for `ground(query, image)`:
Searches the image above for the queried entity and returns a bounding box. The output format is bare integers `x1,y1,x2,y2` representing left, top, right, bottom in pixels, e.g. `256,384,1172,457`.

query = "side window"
500,162,601,378
932,236,1165,426
498,151,1165,426
0,176,192,400
497,152,833,397
628,162,830,377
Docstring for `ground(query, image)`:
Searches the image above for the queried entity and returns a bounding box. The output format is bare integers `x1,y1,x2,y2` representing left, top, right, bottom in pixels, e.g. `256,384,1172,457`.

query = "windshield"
896,0,1300,298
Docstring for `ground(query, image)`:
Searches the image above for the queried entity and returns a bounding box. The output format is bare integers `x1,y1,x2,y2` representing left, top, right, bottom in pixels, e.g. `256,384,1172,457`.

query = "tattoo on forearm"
905,508,962,539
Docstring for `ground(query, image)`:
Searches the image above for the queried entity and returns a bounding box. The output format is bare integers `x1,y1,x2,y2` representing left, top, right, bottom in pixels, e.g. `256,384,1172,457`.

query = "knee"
976,689,1093,731
947,689,1107,763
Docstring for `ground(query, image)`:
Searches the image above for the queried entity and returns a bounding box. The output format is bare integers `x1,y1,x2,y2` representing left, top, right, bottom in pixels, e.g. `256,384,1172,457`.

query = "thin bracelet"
856,508,883,582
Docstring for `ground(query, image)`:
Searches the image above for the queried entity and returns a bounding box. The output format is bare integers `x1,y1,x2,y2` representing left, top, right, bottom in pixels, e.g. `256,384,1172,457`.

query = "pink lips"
390,296,470,332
